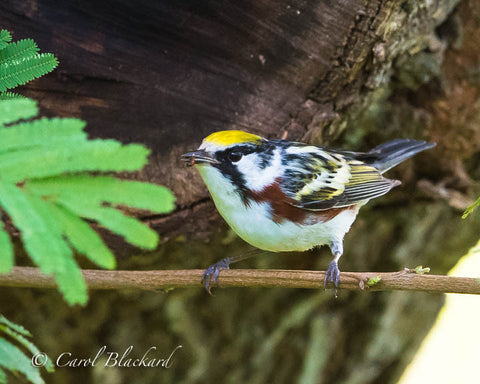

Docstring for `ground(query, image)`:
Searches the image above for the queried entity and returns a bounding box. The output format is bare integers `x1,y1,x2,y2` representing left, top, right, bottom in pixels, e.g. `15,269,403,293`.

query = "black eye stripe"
215,144,257,162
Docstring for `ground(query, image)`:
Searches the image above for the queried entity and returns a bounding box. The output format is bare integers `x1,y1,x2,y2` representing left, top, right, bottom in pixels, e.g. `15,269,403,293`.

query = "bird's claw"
324,260,340,293
201,258,231,295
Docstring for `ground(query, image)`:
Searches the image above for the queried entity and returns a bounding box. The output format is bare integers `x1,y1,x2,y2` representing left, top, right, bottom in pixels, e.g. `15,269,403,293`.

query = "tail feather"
363,139,436,173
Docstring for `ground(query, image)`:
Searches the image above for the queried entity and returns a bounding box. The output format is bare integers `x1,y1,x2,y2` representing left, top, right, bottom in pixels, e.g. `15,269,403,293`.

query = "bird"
181,130,435,294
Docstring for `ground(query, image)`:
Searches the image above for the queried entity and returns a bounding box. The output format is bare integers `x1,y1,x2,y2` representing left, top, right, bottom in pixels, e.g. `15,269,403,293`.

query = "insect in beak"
181,150,219,166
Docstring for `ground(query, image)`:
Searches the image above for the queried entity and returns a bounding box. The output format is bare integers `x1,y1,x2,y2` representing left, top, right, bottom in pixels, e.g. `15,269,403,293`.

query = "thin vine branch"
0,267,479,294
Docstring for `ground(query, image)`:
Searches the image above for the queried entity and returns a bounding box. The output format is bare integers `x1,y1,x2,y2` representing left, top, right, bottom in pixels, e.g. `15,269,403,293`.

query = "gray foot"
201,258,231,295
324,260,340,288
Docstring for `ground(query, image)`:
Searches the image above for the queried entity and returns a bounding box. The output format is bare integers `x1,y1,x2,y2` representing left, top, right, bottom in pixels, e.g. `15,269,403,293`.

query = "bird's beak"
181,150,219,166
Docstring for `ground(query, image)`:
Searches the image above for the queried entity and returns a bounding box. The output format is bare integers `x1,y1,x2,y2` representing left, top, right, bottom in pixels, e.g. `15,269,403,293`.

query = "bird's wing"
281,146,399,210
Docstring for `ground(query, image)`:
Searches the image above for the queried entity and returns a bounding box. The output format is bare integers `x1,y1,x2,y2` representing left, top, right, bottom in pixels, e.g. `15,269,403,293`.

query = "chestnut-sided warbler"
182,130,435,293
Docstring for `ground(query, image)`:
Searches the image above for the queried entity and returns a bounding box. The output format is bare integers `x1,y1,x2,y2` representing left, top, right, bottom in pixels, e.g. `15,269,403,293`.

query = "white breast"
196,165,360,252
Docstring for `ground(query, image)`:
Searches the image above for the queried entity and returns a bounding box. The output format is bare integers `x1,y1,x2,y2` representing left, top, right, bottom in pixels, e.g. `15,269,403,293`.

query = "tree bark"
1,1,480,384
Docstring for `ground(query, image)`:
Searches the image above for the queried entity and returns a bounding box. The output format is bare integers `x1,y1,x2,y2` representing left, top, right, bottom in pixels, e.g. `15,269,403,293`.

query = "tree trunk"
1,1,479,383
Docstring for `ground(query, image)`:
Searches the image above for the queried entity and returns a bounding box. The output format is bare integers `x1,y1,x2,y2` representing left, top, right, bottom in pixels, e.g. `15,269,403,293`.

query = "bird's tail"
363,139,436,173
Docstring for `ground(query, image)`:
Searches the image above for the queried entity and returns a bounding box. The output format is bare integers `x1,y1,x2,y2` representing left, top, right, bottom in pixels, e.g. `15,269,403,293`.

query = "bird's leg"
325,241,343,291
202,250,261,295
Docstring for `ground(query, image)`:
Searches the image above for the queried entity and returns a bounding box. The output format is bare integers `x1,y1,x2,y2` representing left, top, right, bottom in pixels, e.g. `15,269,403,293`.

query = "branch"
0,267,479,294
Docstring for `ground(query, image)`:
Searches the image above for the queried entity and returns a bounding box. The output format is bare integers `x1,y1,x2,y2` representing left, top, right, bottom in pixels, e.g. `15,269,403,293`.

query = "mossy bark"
1,0,479,383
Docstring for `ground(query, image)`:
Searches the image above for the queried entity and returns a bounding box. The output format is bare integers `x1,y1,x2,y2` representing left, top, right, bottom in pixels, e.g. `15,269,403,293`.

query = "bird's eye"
228,151,243,163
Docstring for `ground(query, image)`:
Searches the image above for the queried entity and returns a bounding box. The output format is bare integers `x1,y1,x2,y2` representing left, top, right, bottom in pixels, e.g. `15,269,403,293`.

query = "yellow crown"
204,130,263,147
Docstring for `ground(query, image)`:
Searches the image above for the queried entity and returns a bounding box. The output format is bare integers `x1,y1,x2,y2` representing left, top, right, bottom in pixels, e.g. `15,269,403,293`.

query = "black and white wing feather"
280,144,399,211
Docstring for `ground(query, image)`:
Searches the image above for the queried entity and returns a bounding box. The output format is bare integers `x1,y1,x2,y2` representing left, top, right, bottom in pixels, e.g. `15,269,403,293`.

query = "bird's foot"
201,257,231,295
324,260,340,295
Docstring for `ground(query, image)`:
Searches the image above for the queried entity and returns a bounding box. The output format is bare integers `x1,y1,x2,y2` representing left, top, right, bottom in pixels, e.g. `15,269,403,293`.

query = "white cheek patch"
236,148,283,191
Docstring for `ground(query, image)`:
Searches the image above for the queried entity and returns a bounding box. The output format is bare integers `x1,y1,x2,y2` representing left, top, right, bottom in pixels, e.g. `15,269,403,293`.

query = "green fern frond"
0,30,12,43
0,98,38,126
0,39,39,63
0,53,58,92
0,316,31,337
0,315,53,383
47,203,116,269
0,339,44,384
0,29,175,306
0,30,57,94
0,91,25,100
0,98,175,305
24,176,175,263
0,317,54,374
0,181,88,304
0,140,149,183
0,225,13,273
0,117,87,152
0,30,12,50
57,198,159,249
25,175,176,213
